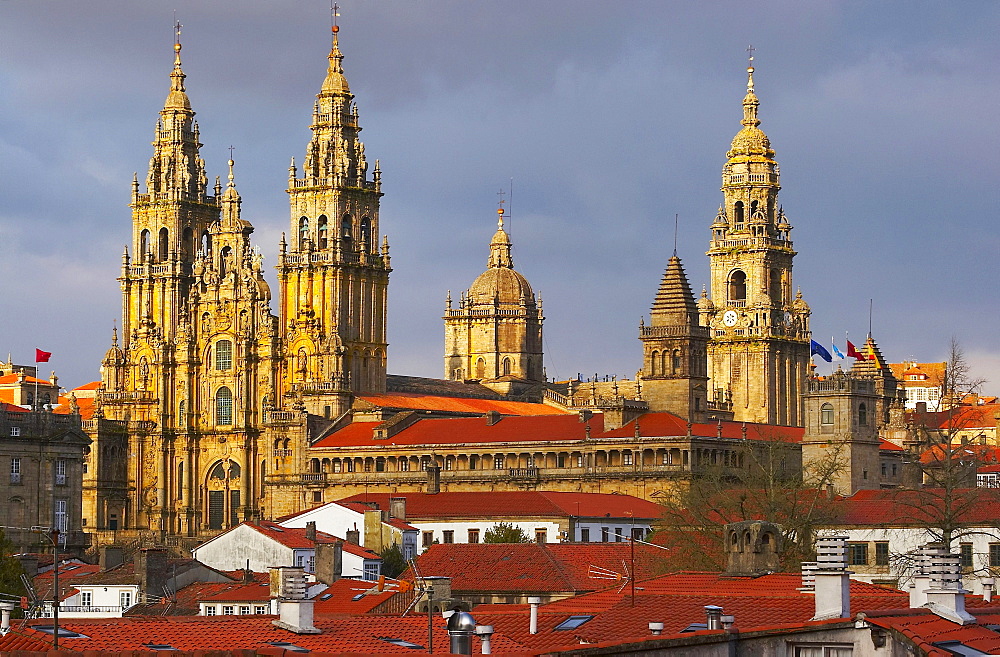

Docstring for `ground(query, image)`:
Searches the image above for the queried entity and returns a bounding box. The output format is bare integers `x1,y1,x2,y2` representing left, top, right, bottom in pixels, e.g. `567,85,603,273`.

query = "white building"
191,521,383,581
278,500,419,560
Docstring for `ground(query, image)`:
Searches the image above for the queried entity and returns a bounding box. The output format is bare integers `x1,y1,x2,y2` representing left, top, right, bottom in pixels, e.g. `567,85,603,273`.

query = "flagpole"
868,299,873,338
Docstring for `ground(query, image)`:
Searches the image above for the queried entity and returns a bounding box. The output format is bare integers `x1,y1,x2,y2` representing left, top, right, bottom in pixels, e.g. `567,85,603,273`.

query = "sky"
1,1,998,394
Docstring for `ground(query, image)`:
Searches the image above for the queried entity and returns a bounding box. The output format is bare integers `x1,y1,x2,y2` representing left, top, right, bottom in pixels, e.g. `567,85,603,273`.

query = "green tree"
378,543,408,579
0,528,25,603
483,522,531,544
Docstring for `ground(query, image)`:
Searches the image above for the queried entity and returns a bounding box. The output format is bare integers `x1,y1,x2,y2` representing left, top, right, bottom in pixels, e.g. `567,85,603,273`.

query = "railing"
726,172,778,185
640,325,710,338
542,389,570,406
273,449,293,458
710,236,790,250
300,473,326,483
98,391,157,404
508,467,539,480
55,606,124,614
265,411,298,423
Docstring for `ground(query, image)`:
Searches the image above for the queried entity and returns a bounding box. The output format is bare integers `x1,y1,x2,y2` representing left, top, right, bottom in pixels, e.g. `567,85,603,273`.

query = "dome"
728,126,773,160
321,42,350,94
467,266,534,305
697,287,715,314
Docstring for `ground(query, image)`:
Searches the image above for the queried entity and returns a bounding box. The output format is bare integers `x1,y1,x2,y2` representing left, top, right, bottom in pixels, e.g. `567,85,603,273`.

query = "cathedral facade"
81,30,831,544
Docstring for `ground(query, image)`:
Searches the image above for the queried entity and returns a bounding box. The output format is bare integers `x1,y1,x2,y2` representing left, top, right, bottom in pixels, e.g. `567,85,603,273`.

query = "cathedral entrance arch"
206,459,241,530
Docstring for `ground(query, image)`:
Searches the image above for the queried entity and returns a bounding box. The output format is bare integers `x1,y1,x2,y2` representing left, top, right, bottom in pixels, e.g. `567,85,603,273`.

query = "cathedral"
79,27,899,545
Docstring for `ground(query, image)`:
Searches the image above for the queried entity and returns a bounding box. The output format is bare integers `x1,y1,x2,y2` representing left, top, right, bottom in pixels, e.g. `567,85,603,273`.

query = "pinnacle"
649,255,698,326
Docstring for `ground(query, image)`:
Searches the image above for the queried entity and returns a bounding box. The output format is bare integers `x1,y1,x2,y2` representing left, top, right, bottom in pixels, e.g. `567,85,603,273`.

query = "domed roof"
321,37,350,95
726,66,775,161
468,265,534,305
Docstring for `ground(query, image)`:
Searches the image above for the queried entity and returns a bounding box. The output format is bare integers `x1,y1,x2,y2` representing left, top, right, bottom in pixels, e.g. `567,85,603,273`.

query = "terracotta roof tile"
357,391,569,415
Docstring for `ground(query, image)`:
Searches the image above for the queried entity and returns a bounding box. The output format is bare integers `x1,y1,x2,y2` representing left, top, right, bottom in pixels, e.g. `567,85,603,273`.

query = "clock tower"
700,59,811,426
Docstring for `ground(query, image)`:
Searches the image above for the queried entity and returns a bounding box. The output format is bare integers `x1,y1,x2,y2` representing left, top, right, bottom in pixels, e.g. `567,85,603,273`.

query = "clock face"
723,310,739,327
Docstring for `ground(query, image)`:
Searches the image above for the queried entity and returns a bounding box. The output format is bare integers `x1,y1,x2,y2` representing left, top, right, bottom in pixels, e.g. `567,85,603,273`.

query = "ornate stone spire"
321,29,350,94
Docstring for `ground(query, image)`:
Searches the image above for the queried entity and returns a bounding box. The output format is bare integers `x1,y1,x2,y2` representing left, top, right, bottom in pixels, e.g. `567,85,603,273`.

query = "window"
317,215,328,249
216,386,233,425
554,615,594,631
467,529,479,544
55,459,67,486
398,459,409,472
363,561,380,581
990,543,1000,568
239,606,250,615
215,340,233,370
581,527,590,542
961,543,974,568
422,531,434,548
623,451,634,466
312,491,322,503
120,591,132,610
792,647,853,657
254,605,267,614
820,403,834,426
10,427,20,437
632,527,645,541
494,456,504,469
875,542,889,566
222,605,235,615
441,530,454,544
81,591,92,607
614,528,623,542
881,463,887,476
601,527,609,542
205,605,216,616
54,499,67,533
298,217,309,247
728,270,747,300
847,543,868,566
11,458,21,484
535,529,548,543
858,403,868,426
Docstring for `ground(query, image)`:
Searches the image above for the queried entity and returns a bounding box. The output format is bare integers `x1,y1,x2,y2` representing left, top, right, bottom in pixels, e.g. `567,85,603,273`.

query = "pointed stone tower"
278,26,390,417
93,30,281,536
701,59,811,426
639,255,709,421
444,208,543,383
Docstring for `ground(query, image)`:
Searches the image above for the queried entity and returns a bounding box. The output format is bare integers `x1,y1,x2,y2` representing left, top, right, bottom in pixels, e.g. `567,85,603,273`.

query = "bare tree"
656,427,844,572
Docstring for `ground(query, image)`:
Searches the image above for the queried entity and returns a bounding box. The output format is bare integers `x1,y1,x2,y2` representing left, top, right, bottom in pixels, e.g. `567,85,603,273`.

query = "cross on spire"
331,2,340,38
496,187,506,210
746,43,755,66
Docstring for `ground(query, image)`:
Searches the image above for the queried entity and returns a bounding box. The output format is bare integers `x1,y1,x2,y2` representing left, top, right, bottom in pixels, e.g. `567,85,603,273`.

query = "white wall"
280,503,364,540
192,525,294,572
413,520,561,549
48,584,139,618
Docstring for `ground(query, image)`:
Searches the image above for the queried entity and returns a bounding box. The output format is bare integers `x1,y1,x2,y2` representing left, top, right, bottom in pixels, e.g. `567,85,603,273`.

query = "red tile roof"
404,543,664,595
600,412,804,443
310,578,399,614
338,490,663,520
0,615,527,654
833,488,1000,526
880,438,905,452
912,403,1000,430
313,413,603,449
869,610,1000,656
221,521,380,559
357,391,570,415
278,501,420,532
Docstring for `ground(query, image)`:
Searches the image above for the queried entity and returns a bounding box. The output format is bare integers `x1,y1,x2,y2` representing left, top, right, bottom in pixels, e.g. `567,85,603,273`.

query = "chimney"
447,608,476,655
799,561,818,591
364,509,384,551
426,465,441,495
922,545,975,625
0,601,15,636
648,622,664,636
704,605,723,630
485,410,501,426
475,625,494,654
528,596,541,634
270,566,320,634
345,529,360,545
811,536,851,621
983,577,995,603
908,543,938,608
389,497,406,521
305,521,317,543
134,548,169,599
315,542,343,585
99,546,125,571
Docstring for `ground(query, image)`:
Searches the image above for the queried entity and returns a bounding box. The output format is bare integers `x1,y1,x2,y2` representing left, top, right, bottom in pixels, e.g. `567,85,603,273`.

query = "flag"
846,340,864,360
810,340,832,362
35,348,52,363
831,339,845,360
865,343,877,361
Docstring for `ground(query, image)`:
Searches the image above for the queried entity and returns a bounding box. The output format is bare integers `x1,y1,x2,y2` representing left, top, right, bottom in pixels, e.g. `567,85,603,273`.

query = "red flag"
35,348,52,363
846,341,864,360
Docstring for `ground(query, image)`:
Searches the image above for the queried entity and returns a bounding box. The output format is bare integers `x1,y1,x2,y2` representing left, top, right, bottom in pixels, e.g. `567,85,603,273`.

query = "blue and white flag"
831,339,845,360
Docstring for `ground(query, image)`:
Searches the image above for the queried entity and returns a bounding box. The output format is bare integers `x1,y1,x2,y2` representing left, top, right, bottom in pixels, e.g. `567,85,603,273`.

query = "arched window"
140,229,151,260
650,351,659,376
476,358,486,379
216,387,234,425
158,227,169,261
502,357,512,376
672,350,682,373
182,227,194,259
299,217,309,248
820,402,834,426
858,403,868,426
215,340,233,370
177,461,184,498
734,201,744,227
42,393,51,406
317,215,328,249
360,216,371,252
729,270,747,301
201,231,212,258
178,400,186,426
769,269,782,304
341,214,353,249
27,392,34,406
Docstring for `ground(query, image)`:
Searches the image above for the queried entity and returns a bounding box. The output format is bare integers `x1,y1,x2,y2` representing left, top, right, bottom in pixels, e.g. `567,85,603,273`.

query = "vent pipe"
447,609,476,655
528,596,541,634
0,602,15,635
705,605,723,630
475,625,494,654
648,621,664,636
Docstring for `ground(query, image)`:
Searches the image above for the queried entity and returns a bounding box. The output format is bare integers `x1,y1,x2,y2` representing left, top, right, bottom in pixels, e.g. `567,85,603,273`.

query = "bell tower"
278,24,391,416
701,56,811,426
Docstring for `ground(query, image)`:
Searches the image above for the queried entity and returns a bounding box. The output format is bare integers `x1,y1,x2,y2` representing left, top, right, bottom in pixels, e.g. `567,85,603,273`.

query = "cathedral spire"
649,256,699,327
321,23,350,95
165,21,190,110
487,208,514,269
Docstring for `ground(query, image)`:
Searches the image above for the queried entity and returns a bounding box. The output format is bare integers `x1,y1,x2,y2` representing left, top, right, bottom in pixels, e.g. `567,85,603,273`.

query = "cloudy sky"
1,1,998,393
